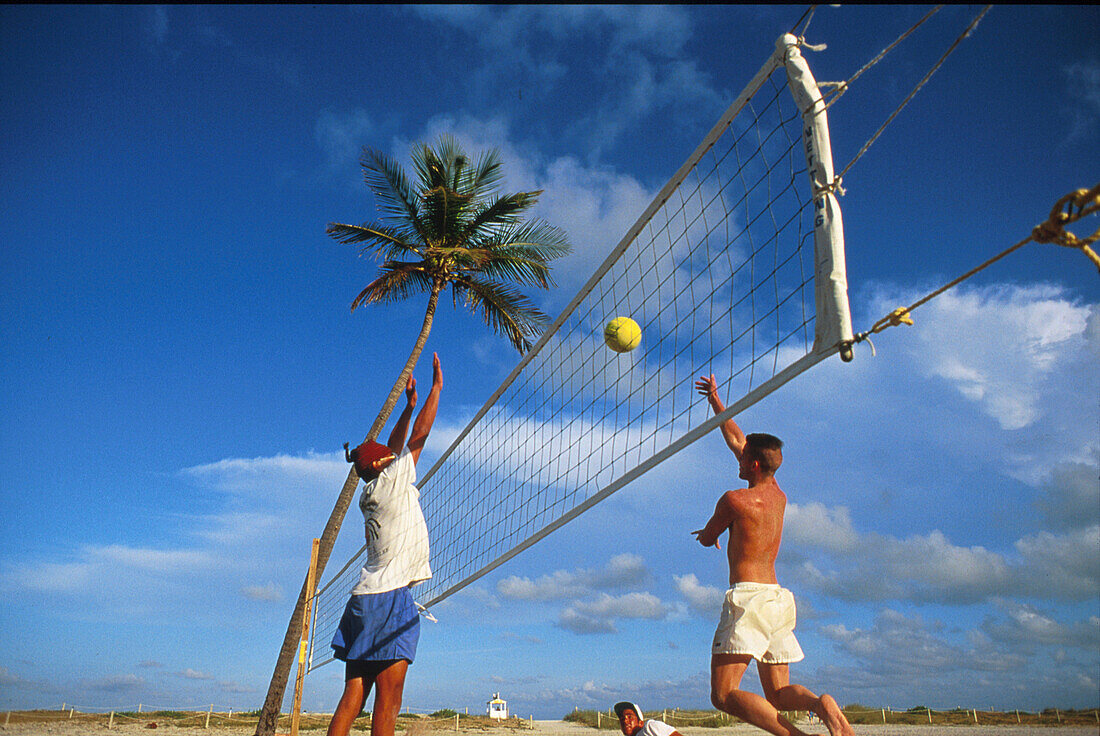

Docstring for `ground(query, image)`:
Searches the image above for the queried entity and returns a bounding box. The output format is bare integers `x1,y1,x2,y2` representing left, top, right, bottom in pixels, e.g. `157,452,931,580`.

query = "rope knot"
815,176,846,198
1031,184,1100,271
870,307,914,335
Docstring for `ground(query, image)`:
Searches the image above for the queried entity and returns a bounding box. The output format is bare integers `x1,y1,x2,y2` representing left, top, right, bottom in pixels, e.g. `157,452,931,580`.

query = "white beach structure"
486,694,507,720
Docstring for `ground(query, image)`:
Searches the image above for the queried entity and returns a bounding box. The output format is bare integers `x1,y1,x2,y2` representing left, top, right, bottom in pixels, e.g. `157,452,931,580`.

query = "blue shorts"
330,587,420,664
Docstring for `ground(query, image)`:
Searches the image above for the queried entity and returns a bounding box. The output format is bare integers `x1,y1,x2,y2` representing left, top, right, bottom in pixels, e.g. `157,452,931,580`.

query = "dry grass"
0,710,534,732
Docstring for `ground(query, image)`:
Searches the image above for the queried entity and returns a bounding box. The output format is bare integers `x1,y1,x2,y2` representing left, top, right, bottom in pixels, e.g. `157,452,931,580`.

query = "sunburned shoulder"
724,482,785,507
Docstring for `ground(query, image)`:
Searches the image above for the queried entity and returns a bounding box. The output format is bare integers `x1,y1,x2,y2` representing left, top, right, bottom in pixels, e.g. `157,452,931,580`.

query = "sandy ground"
1,719,1097,736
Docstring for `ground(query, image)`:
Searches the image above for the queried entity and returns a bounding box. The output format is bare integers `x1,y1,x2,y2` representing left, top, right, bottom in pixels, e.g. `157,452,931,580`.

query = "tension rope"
852,183,1100,349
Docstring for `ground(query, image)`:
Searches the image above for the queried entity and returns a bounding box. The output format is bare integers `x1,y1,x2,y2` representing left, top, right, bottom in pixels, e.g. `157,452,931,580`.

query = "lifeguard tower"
486,694,508,720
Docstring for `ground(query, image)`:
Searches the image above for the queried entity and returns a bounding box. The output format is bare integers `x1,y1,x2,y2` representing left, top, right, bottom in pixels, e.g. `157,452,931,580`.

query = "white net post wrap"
781,33,854,358
308,35,854,670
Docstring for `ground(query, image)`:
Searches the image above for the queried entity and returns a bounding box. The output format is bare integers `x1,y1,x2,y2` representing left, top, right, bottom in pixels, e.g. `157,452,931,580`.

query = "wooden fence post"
926,708,932,724
108,712,114,730
205,705,212,729
880,709,885,724
69,708,74,719
455,714,459,731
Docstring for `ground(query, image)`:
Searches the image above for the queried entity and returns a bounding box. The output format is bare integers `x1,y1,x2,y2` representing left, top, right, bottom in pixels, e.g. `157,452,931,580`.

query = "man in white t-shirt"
614,702,682,736
327,353,442,736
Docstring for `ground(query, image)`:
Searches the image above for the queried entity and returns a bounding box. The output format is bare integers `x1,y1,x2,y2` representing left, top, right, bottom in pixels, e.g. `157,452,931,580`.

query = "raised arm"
386,375,417,455
407,353,441,464
695,373,747,459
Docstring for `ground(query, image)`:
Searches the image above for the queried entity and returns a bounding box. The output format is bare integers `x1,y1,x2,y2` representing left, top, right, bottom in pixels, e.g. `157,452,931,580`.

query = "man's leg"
711,654,810,736
757,663,854,736
368,659,410,736
327,675,372,736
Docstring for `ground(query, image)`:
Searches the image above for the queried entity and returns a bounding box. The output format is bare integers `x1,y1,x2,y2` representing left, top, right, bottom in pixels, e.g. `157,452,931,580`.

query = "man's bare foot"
816,694,854,736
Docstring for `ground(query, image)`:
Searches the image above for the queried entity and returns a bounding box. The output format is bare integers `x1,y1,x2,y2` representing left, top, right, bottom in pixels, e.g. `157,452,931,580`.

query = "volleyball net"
308,33,853,671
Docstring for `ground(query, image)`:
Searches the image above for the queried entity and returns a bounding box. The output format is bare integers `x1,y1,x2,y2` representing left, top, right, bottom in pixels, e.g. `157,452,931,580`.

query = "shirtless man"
693,374,853,736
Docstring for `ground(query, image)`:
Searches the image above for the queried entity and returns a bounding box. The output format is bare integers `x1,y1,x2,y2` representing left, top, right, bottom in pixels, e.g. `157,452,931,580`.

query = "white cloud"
811,606,1099,710
1034,459,1100,531
558,592,671,634
4,543,215,596
85,674,146,693
785,502,861,554
1014,525,1100,599
497,554,651,601
821,608,1025,676
182,450,347,497
177,668,214,681
873,284,1091,430
981,600,1100,652
785,506,1100,605
240,582,283,602
1062,60,1100,145
217,680,257,694
674,572,724,616
408,5,704,128
92,544,216,572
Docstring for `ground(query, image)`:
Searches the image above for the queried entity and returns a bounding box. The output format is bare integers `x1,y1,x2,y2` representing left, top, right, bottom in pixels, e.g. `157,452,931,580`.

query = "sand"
2,719,1097,736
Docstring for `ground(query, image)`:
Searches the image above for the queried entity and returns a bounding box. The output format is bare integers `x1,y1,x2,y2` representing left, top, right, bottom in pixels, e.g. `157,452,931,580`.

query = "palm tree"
255,135,570,736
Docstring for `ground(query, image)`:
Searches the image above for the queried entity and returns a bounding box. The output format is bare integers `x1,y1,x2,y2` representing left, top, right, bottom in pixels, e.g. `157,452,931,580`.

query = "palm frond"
462,191,541,238
421,185,475,249
475,220,573,261
451,275,550,354
326,222,423,262
359,149,422,228
465,148,504,199
412,136,464,193
474,253,553,289
350,263,435,310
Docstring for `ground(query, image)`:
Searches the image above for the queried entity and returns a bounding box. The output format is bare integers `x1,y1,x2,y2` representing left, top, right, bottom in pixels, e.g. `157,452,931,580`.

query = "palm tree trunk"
254,281,445,736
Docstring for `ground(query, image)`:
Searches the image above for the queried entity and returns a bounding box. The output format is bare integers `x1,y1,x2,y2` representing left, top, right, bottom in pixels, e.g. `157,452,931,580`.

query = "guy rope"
851,183,1100,349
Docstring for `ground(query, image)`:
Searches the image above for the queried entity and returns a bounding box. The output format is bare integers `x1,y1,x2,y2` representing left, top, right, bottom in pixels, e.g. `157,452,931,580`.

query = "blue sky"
2,4,1098,720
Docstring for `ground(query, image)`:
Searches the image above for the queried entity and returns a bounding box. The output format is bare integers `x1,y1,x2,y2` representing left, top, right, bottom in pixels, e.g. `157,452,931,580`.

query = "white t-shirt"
638,721,677,736
350,448,432,595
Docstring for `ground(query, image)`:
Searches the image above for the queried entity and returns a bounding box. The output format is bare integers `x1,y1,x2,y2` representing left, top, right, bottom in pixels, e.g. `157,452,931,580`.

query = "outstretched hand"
432,352,442,389
695,374,718,400
405,374,418,408
692,528,721,550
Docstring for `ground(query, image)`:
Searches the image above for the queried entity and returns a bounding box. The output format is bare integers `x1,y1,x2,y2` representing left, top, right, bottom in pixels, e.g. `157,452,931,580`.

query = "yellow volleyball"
603,316,642,353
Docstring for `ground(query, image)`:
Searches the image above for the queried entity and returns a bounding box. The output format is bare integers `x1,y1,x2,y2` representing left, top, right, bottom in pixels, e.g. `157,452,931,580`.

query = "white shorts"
712,582,804,664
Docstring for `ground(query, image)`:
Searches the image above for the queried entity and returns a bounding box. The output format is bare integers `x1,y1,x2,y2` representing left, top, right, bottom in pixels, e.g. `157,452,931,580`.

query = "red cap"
349,441,395,477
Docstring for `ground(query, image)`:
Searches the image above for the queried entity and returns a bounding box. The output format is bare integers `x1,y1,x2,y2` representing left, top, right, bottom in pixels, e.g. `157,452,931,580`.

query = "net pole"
417,44,789,492
779,33,854,358
291,539,319,736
